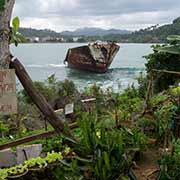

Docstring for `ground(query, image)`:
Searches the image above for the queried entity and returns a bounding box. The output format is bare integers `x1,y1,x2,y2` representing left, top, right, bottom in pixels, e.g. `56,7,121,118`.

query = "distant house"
27,36,66,43
73,37,81,42
41,36,51,42
41,36,65,42
34,37,40,42
27,37,40,43
56,37,65,42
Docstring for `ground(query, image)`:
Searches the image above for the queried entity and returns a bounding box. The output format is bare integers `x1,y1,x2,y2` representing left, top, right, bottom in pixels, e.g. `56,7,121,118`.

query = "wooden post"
10,58,65,133
141,77,153,115
145,78,153,107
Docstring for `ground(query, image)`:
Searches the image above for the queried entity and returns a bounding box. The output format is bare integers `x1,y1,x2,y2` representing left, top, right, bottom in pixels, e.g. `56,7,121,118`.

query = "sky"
12,0,180,32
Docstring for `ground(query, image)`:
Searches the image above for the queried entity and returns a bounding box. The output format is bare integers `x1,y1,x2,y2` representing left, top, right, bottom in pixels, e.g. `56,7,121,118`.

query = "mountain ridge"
19,27,132,38
60,27,131,36
18,16,180,43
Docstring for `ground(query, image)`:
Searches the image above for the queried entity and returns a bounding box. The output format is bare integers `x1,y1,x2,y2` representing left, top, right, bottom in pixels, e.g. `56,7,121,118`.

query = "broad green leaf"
12,17,20,33
167,35,180,42
103,151,111,171
74,156,93,163
155,45,180,55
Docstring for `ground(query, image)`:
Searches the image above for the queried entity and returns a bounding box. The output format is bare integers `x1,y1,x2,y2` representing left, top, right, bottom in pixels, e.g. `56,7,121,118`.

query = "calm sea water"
10,43,152,90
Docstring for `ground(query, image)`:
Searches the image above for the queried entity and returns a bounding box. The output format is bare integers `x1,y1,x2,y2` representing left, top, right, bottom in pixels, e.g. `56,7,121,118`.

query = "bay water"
11,43,152,91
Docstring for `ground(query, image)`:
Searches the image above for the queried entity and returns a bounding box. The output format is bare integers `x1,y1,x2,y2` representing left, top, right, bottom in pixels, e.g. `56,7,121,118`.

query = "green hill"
103,17,180,43
19,28,60,38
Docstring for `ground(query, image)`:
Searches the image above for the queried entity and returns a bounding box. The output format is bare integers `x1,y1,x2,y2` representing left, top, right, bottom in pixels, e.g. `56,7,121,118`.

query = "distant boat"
64,41,120,73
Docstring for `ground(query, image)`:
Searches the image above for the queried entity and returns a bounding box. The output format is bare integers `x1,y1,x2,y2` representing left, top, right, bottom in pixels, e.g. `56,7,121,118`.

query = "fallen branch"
146,169,160,179
0,130,56,151
10,58,65,133
0,122,78,151
152,69,180,76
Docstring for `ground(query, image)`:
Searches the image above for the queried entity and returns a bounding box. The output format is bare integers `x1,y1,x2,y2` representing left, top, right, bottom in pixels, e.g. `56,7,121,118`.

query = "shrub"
144,36,180,93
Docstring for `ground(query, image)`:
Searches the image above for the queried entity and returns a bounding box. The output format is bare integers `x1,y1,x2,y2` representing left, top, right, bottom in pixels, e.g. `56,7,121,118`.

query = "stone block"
0,148,16,168
16,144,42,164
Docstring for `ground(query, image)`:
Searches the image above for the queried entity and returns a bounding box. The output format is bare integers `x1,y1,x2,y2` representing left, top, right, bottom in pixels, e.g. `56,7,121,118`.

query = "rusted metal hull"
64,42,120,73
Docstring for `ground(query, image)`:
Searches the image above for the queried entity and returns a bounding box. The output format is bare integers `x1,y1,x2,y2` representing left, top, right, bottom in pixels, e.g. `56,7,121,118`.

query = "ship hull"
64,42,120,73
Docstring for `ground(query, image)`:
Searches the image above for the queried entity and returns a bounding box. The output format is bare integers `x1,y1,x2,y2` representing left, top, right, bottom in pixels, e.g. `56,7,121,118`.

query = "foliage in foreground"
144,35,180,93
1,72,180,179
0,111,148,180
0,150,65,180
68,113,146,180
137,35,180,97
158,139,180,179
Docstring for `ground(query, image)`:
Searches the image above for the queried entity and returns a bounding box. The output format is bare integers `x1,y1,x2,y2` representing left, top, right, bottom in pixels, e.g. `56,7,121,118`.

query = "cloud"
75,0,179,16
12,0,180,31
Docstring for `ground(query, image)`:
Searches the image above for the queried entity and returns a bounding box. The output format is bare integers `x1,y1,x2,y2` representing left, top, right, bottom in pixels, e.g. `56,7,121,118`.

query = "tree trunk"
0,0,15,69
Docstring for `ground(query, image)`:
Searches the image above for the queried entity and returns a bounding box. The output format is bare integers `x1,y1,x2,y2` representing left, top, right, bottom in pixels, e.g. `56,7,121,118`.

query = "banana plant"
155,35,180,55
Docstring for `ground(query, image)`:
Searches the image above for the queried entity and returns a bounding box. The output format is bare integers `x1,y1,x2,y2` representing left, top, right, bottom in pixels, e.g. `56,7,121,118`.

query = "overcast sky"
12,0,180,32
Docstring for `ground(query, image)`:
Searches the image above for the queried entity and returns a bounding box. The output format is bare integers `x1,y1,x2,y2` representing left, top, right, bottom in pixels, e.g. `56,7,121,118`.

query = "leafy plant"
137,117,157,137
10,17,26,46
154,102,177,143
158,139,180,179
137,72,149,98
68,113,141,180
155,35,180,55
144,36,180,93
0,151,65,180
150,93,169,107
21,77,78,104
0,120,9,137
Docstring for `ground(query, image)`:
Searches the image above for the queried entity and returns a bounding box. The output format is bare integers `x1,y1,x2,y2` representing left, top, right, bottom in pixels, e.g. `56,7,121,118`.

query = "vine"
0,0,6,11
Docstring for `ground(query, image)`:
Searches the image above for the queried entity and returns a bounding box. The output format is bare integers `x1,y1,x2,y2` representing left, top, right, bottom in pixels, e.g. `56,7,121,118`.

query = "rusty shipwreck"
64,42,120,73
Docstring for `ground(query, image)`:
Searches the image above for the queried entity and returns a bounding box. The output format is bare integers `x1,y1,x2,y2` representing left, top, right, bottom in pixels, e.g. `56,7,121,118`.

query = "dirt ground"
133,148,160,180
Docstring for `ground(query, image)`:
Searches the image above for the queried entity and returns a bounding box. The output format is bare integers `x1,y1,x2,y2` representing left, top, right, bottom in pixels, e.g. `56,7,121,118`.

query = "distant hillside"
19,28,60,38
131,16,180,42
103,17,180,43
19,27,131,38
60,27,131,36
19,16,180,43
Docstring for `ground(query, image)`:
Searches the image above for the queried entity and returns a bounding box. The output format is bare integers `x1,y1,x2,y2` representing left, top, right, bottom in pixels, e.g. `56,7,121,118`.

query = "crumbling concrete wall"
0,144,42,168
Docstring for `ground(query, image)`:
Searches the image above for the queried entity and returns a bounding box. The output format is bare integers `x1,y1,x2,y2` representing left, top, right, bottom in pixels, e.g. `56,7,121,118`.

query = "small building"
27,37,40,43
73,37,81,42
